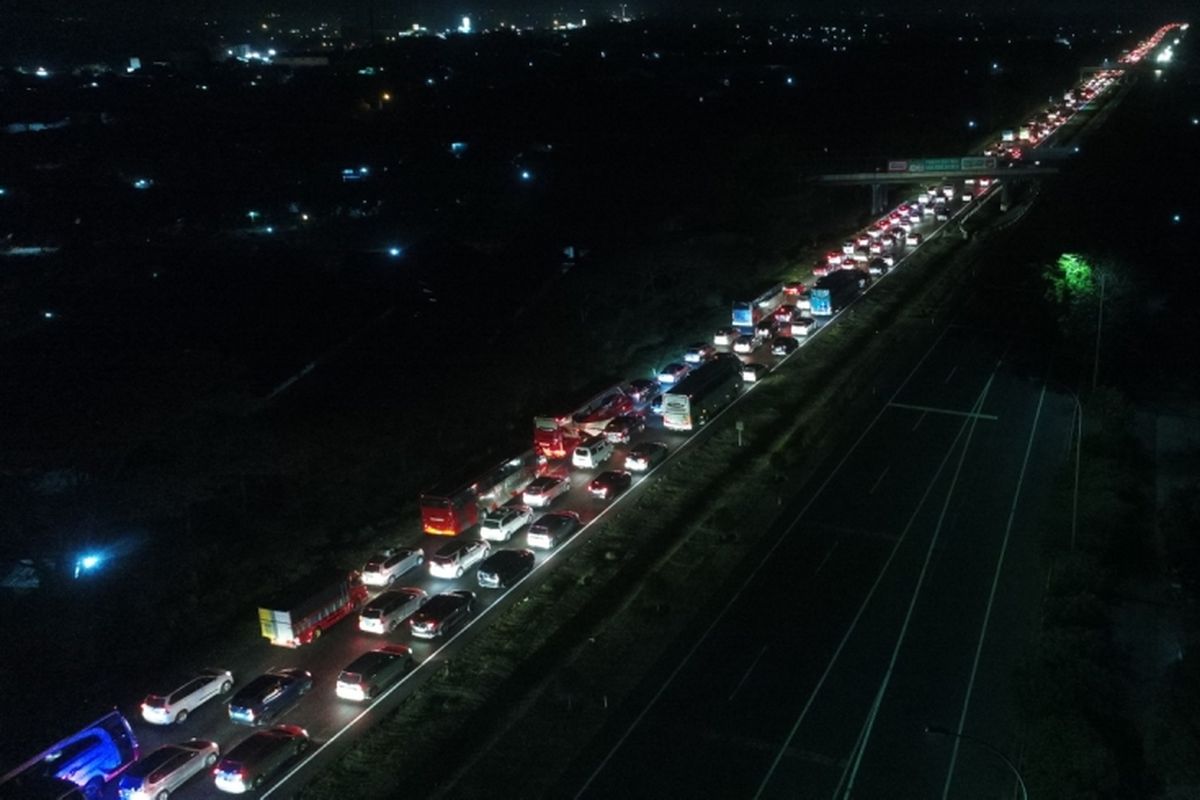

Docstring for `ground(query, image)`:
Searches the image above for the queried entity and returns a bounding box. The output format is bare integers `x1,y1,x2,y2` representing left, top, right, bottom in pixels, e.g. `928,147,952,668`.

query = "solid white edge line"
940,383,1047,800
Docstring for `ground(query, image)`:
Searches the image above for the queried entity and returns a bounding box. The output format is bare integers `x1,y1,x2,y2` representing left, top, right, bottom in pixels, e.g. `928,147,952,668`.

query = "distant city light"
0,187,7,196
967,119,977,128
247,210,260,221
300,213,310,221
43,310,56,320
459,16,472,34
1191,116,1199,126
520,169,533,181
35,66,49,78
388,246,403,257
450,142,468,156
991,62,999,70
264,225,275,234
786,76,795,85
132,178,153,190
1173,213,1182,224
381,92,392,101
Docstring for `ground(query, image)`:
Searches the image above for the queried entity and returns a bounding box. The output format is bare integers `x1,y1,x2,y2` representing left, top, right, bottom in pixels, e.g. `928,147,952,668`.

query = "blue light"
0,187,7,196
359,166,369,174
1173,213,1182,224
265,225,275,234
132,178,153,190
388,246,402,257
247,210,260,221
74,552,104,578
786,76,795,86
520,169,533,181
967,119,977,129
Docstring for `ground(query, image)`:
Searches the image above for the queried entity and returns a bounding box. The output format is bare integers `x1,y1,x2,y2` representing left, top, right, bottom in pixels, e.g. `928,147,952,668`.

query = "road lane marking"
752,375,991,800
729,645,770,702
940,382,1047,800
944,365,958,384
814,540,840,576
573,323,956,799
868,465,890,495
838,372,997,798
889,401,998,421
911,410,928,432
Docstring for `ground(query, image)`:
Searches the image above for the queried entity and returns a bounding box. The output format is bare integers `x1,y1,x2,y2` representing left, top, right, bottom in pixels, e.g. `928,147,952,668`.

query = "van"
572,435,614,469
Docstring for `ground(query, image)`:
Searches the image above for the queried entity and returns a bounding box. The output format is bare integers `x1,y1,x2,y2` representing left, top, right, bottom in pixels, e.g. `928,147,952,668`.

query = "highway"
9,23,1167,797
564,319,1073,799
108,161,979,800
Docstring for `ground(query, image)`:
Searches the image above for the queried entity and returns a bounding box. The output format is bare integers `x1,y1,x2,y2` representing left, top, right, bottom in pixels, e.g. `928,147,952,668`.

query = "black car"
604,414,646,444
588,470,633,500
625,441,668,472
227,668,313,727
477,549,537,589
410,591,475,639
335,645,414,702
771,336,800,356
213,725,309,794
627,378,660,402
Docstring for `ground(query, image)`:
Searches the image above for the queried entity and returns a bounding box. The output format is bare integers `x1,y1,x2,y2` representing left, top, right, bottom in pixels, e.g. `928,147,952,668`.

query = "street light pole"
925,724,1029,800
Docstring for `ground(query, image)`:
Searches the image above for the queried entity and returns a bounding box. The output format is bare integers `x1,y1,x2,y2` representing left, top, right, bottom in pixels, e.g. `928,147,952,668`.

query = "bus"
661,357,743,431
419,451,541,536
731,283,786,336
0,711,139,800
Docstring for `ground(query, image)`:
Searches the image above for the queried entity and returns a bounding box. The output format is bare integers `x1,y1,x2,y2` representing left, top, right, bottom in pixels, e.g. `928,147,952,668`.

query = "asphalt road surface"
565,321,1074,800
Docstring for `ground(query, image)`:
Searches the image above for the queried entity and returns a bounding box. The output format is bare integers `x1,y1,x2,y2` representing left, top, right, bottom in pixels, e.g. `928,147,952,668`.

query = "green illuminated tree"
1045,253,1096,304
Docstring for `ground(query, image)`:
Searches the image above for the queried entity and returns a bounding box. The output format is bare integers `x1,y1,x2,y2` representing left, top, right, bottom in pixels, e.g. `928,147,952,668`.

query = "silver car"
141,669,234,725
361,547,424,587
117,740,220,800
480,505,534,542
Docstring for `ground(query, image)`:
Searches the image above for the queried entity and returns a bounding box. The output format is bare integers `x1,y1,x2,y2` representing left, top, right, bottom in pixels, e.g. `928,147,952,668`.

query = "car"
741,362,770,383
522,475,569,508
213,725,309,794
648,394,664,415
841,241,856,255
626,377,660,402
879,253,897,267
811,260,833,278
477,548,537,589
868,257,889,276
755,318,779,339
117,740,220,800
335,645,414,701
794,290,812,312
361,547,424,587
409,591,475,639
358,587,427,634
773,304,797,324
625,441,668,472
141,669,234,725
428,539,490,579
732,334,761,355
771,336,800,356
480,505,534,542
840,257,858,270
656,363,690,385
905,231,923,247
683,342,716,363
790,317,817,337
604,414,645,444
227,668,313,727
572,435,615,469
588,470,633,500
712,327,738,347
527,511,582,549
935,207,950,222
868,239,884,255
782,281,806,297
854,234,871,248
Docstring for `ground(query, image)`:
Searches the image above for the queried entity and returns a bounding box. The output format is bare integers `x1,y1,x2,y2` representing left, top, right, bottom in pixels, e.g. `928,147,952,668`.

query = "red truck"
258,570,368,647
534,384,634,459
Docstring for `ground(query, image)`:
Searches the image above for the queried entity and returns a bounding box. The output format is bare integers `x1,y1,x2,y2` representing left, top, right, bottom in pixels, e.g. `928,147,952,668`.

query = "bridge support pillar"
870,183,887,216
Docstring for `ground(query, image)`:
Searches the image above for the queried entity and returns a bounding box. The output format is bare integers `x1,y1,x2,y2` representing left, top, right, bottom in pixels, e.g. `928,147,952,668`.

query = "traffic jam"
2,22,1183,800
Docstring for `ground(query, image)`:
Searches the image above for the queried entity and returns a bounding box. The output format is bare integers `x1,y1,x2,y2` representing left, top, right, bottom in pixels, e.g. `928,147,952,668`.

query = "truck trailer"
258,570,368,647
809,270,867,317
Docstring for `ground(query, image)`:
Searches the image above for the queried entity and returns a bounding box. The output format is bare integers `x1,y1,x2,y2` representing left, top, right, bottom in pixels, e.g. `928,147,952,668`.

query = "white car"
116,740,220,800
712,327,738,347
523,475,569,508
361,547,424,587
359,587,427,634
141,669,234,725
428,539,490,579
732,335,761,354
480,505,534,542
906,232,923,247
741,363,770,383
790,317,816,337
